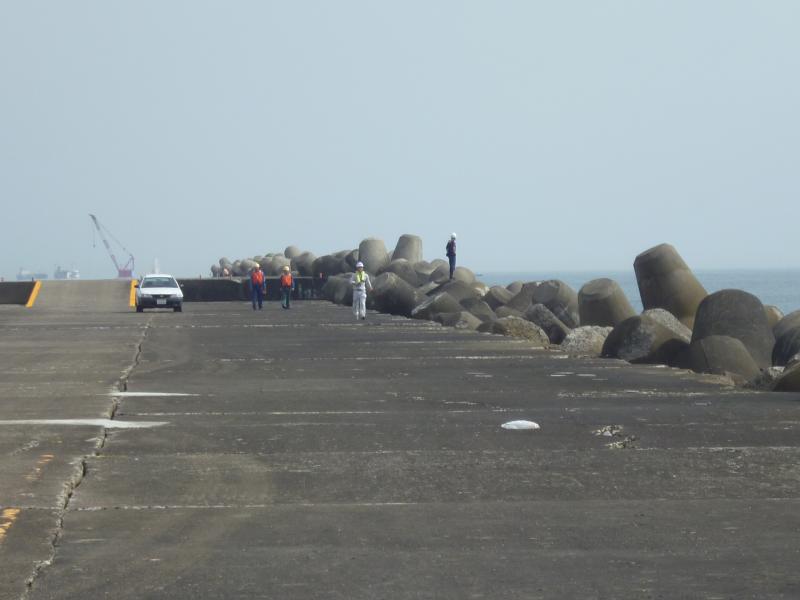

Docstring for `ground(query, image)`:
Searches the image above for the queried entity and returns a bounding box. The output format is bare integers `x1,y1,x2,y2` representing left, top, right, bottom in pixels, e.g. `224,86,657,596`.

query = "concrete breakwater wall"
0,281,36,305
177,277,324,302
218,239,800,393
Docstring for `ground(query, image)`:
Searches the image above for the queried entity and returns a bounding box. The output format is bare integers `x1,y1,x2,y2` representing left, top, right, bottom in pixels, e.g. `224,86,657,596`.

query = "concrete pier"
1,300,799,598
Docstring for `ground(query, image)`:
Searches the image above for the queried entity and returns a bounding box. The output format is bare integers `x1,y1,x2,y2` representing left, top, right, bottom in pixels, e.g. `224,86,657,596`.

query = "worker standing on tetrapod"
350,261,372,320
446,233,457,279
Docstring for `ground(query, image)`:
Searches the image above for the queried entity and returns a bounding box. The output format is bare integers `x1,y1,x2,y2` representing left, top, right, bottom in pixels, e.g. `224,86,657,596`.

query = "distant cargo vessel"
17,269,48,281
16,267,80,281
54,266,80,280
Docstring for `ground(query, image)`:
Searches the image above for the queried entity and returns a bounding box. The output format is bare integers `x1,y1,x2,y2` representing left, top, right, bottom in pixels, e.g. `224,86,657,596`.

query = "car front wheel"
174,304,182,312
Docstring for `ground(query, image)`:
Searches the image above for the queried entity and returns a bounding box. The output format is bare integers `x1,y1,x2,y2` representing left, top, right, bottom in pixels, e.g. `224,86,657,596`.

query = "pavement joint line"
0,419,169,429
71,503,422,511
20,319,152,598
126,410,403,416
67,496,800,512
120,408,520,416
107,392,200,397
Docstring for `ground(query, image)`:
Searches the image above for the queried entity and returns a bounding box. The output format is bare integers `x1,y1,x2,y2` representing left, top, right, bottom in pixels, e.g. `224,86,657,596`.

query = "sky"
1,1,798,280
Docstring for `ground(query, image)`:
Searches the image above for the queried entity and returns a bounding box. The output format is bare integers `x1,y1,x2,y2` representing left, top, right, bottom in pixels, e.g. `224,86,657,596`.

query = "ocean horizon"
479,268,800,316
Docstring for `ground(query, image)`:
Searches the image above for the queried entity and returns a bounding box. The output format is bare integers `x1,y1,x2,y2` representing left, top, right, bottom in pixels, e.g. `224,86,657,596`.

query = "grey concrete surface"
28,280,132,311
0,304,145,599
1,301,800,599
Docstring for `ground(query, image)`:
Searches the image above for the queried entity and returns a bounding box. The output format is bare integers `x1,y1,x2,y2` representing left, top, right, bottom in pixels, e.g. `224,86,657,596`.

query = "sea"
479,269,800,316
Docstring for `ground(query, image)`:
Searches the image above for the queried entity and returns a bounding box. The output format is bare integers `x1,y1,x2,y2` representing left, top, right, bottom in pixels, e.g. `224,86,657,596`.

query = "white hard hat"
451,232,457,239
355,261,364,268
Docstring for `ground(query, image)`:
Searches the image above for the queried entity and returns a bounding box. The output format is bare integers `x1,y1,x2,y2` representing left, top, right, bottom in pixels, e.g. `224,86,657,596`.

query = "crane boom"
89,214,135,278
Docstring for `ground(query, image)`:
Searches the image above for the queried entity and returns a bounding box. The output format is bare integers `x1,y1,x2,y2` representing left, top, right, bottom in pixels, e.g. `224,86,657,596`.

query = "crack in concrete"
20,320,151,599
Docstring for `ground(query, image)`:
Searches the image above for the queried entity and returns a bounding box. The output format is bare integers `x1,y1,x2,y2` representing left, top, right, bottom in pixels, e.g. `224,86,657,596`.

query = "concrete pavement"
1,300,800,598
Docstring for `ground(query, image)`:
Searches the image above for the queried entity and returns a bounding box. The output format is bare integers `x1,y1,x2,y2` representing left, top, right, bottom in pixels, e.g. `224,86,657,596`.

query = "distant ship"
17,269,48,281
15,267,80,281
54,266,80,280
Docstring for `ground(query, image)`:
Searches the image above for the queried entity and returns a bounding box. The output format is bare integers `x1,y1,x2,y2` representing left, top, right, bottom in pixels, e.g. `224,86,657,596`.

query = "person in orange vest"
279,265,294,309
250,264,266,310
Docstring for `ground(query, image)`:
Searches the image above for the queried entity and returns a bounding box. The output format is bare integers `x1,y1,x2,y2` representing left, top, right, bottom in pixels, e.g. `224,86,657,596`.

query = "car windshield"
141,277,178,289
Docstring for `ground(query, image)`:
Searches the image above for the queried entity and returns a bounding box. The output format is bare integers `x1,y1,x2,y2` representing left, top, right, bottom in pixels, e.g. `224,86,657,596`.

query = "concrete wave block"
428,280,479,304
774,310,800,340
411,292,462,321
602,309,691,365
412,260,436,283
687,335,761,383
773,362,800,392
381,259,422,287
370,273,421,318
505,282,541,313
284,246,301,260
312,253,350,278
472,281,490,297
321,275,353,306
506,281,524,294
483,286,514,310
495,305,524,319
267,255,290,275
460,298,496,323
772,326,800,367
435,311,483,331
392,234,423,263
240,259,259,274
532,280,580,328
578,278,636,327
634,243,707,328
561,326,613,357
692,289,774,369
523,303,571,344
416,281,440,296
291,252,317,277
452,266,476,285
491,317,549,345
429,262,451,283
764,305,784,330
343,249,360,270
357,238,390,273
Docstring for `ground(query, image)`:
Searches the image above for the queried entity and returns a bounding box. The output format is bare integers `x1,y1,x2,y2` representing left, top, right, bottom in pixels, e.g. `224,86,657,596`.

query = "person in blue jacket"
446,233,457,279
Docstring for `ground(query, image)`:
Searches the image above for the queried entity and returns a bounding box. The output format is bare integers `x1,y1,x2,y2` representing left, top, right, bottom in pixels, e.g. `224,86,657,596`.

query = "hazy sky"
1,1,798,280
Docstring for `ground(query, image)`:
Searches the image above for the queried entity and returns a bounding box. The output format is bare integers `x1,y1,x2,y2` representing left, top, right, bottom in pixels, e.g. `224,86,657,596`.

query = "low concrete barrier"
0,281,37,305
0,278,329,307
177,277,327,302
177,278,247,302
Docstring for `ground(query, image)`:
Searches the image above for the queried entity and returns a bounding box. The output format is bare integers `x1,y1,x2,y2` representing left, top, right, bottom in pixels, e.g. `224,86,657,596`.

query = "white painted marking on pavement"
0,419,168,429
108,392,199,397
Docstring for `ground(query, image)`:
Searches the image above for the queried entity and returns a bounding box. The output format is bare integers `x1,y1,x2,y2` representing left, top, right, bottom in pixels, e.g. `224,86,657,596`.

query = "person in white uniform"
350,261,373,320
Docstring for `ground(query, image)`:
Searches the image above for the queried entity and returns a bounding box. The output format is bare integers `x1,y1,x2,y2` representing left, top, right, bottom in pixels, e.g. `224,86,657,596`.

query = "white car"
135,274,184,312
